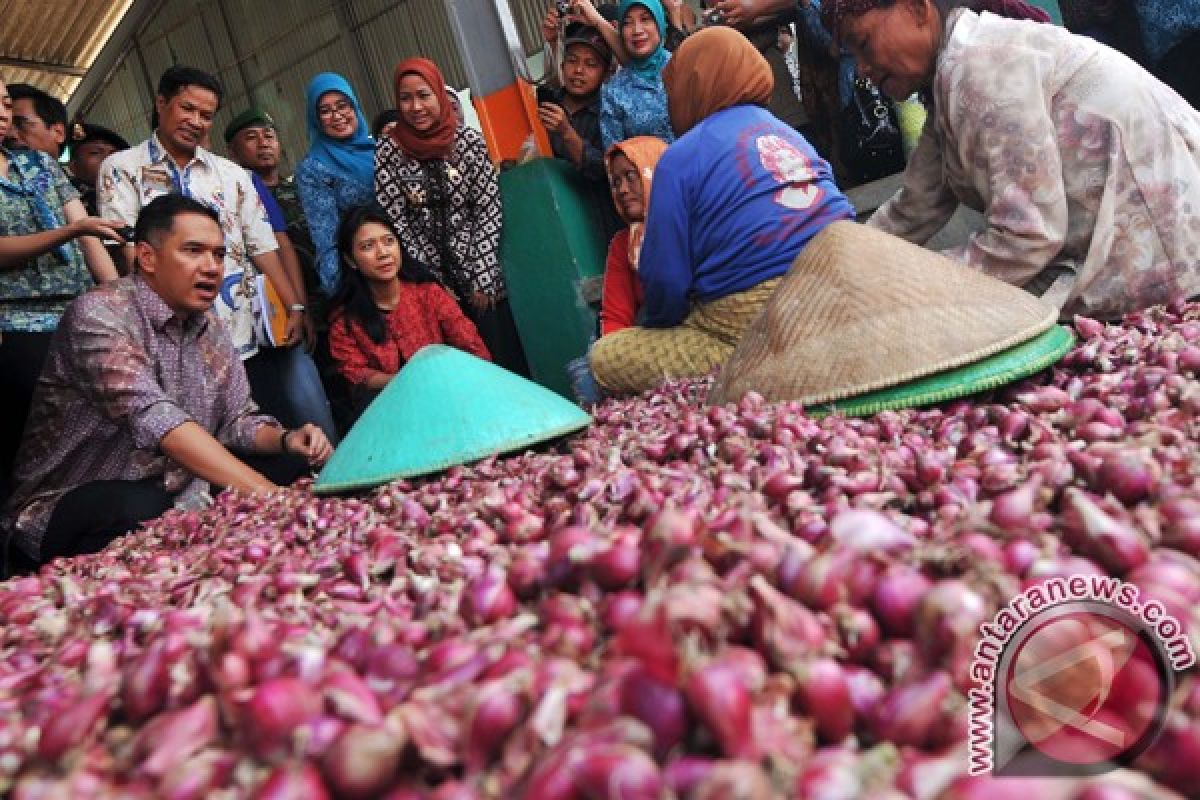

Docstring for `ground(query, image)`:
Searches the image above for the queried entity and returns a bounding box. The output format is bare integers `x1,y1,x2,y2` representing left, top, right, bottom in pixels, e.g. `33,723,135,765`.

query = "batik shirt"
3,274,278,561
375,128,506,299
294,157,374,297
600,63,676,152
0,147,91,332
97,135,279,359
868,10,1200,319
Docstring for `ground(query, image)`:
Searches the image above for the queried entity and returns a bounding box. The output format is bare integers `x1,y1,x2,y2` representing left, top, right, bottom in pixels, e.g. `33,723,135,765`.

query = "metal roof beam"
0,57,86,77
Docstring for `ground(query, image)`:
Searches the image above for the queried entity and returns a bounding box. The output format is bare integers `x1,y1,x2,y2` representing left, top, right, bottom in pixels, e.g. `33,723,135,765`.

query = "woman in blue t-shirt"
590,26,855,394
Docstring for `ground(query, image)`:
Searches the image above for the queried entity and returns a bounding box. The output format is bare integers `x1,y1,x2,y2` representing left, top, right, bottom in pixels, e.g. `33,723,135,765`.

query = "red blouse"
328,281,491,387
600,228,643,336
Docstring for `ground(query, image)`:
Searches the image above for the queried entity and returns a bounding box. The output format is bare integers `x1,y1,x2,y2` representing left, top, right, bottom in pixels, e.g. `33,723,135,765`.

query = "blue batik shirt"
0,147,90,332
600,62,676,152
295,155,375,296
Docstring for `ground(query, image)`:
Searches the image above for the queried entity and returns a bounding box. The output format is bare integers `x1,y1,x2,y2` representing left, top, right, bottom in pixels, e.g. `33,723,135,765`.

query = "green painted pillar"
499,158,610,398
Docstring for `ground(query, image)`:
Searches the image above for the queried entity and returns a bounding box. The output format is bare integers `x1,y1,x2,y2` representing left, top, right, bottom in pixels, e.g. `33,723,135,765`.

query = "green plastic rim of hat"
314,345,591,494
807,324,1075,418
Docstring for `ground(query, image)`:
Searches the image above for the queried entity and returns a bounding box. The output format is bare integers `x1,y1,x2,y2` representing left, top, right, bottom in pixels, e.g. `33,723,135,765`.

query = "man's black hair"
156,65,224,107
7,83,67,128
134,193,221,246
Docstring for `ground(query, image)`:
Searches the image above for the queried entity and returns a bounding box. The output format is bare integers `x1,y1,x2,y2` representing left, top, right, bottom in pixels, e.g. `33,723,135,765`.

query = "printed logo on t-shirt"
756,134,824,211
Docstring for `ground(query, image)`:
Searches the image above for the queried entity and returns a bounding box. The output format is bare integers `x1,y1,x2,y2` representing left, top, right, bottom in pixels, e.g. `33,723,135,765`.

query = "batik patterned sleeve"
211,335,277,451
600,81,624,153
867,125,959,245
97,152,140,228
297,158,342,296
48,157,81,208
63,297,192,450
457,130,505,296
236,168,280,258
932,41,1068,288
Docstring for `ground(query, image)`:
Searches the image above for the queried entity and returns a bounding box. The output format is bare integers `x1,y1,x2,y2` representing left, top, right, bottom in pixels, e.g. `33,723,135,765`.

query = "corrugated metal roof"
0,0,134,99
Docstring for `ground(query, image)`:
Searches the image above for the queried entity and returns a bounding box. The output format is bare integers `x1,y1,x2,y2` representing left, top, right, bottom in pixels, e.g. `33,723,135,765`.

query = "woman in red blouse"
600,136,668,336
328,204,489,416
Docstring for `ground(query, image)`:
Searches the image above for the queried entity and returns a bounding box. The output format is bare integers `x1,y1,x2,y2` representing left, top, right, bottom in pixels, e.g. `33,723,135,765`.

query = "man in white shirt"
98,66,335,439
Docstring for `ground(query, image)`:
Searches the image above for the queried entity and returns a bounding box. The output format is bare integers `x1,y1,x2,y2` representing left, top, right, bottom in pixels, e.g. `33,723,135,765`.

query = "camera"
104,225,136,244
703,7,725,25
556,0,573,17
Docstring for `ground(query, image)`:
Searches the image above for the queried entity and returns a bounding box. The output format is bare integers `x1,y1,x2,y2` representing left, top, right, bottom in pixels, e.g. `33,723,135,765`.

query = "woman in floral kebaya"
827,0,1200,319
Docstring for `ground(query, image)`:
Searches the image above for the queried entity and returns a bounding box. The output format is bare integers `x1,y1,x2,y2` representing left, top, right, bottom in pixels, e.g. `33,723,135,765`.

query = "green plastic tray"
809,324,1075,417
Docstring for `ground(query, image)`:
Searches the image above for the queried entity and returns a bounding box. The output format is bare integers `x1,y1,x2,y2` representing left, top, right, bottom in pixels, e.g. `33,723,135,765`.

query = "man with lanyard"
98,66,334,442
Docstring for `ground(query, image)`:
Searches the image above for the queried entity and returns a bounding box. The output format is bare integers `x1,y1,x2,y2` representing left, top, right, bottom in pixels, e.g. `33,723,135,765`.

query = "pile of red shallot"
2,301,1200,800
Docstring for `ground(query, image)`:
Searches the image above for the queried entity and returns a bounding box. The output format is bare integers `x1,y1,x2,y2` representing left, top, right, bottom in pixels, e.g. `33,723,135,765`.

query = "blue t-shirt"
639,105,855,328
251,172,287,234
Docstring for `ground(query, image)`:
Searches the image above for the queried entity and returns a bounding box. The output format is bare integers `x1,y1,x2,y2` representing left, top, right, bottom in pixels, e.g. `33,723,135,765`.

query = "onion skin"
253,762,332,800
320,724,406,800
618,667,689,759
794,658,854,744
686,660,757,761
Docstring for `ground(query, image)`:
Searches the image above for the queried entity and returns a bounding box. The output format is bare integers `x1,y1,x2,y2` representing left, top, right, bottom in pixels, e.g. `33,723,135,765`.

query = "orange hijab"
661,26,773,137
390,58,458,161
605,136,668,272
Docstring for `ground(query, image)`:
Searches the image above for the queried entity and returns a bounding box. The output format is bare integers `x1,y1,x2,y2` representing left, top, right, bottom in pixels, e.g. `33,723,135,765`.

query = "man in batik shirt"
3,194,332,566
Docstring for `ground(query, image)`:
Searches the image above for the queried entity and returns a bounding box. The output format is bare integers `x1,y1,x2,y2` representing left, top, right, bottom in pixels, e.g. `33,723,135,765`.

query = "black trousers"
39,479,175,562
467,297,531,378
0,331,53,502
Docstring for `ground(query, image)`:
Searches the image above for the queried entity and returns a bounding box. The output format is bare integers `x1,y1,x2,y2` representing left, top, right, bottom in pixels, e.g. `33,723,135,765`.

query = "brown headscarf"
390,58,458,161
661,27,774,137
821,0,1050,36
605,136,669,271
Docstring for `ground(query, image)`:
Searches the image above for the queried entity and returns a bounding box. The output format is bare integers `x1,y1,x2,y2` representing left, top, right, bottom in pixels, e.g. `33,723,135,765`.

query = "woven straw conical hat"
710,221,1058,407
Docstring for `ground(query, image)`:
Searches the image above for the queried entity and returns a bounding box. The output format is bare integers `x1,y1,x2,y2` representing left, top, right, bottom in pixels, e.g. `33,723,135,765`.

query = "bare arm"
0,216,125,272
573,0,628,64
63,198,119,283
715,0,794,29
160,421,277,494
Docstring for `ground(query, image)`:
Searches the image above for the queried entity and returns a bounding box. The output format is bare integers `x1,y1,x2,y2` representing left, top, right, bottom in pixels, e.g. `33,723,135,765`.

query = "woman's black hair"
332,203,438,345
372,109,401,138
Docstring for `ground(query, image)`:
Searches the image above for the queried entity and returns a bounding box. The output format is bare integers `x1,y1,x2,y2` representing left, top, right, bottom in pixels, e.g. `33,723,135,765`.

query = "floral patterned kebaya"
97,135,279,359
869,10,1200,319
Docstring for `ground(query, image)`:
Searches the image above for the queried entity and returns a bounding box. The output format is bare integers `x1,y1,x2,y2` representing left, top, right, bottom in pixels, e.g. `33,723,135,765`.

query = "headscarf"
605,136,669,271
389,58,458,161
617,0,671,81
661,27,773,136
304,73,376,188
821,0,1050,36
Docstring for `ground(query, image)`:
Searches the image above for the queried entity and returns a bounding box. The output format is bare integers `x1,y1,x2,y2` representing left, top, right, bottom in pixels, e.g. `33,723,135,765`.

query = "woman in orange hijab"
374,57,529,376
600,136,669,336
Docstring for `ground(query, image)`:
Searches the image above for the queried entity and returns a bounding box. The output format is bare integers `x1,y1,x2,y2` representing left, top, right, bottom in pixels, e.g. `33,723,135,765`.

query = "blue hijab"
304,72,376,189
618,0,670,81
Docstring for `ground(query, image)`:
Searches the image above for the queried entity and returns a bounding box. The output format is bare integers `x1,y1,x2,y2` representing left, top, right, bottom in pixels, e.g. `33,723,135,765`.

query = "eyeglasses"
317,100,354,120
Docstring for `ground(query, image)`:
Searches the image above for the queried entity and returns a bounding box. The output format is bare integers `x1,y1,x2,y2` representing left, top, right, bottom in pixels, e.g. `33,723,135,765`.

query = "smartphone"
535,85,557,106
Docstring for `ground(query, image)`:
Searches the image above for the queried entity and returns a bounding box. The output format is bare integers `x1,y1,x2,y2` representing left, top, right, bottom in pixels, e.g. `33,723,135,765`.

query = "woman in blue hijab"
296,73,378,297
599,0,676,150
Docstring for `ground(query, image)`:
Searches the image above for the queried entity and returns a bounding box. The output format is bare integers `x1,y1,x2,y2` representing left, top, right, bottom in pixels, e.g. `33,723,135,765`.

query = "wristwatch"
288,304,306,313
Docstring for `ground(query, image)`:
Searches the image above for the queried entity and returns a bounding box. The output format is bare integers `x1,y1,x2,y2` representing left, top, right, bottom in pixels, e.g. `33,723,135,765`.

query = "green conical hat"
314,346,591,493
